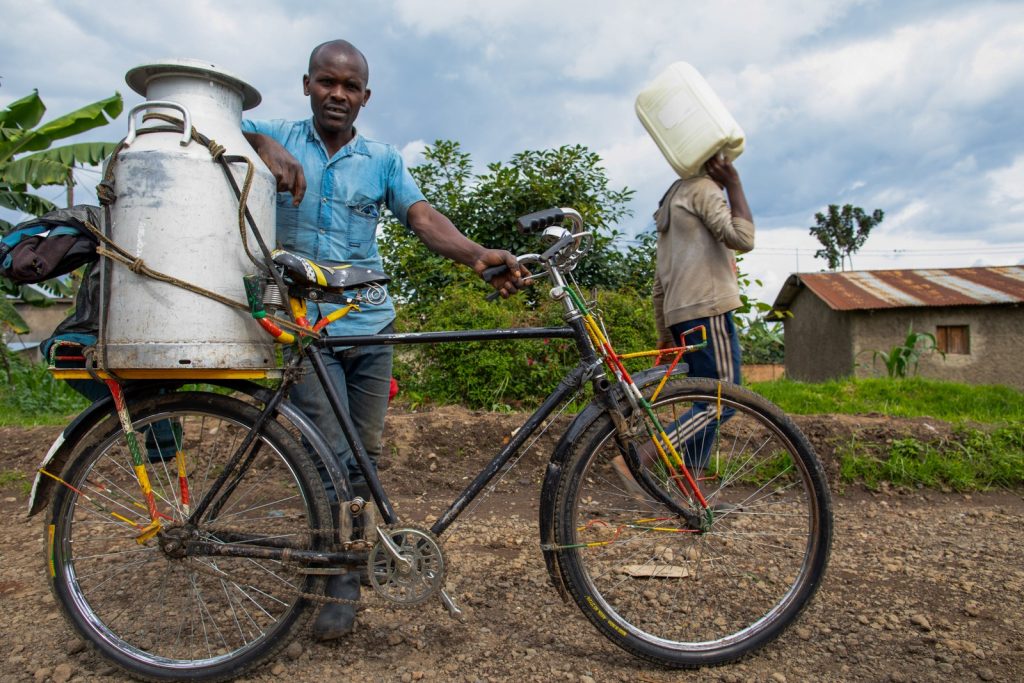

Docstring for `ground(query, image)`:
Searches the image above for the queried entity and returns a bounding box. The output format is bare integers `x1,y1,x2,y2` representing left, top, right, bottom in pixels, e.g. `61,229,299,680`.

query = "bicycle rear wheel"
46,391,332,682
554,378,832,667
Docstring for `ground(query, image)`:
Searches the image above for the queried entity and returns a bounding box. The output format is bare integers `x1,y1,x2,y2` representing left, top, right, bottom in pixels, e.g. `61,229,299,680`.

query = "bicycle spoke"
49,393,329,678
557,379,831,666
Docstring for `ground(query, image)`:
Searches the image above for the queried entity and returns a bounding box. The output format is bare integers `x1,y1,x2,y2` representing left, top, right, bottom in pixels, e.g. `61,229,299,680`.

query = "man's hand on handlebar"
474,249,529,299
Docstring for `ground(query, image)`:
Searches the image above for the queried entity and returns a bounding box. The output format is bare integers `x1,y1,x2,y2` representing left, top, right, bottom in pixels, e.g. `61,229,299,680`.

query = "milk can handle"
124,101,192,147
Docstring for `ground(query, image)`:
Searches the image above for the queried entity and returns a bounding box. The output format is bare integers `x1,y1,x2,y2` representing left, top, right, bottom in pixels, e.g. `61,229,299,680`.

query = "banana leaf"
0,90,46,133
0,157,70,187
0,92,122,159
0,188,57,215
0,296,30,335
26,92,123,151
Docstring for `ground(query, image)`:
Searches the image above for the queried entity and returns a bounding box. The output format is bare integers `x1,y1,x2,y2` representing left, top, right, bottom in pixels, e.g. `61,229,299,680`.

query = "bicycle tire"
46,391,332,682
554,377,832,667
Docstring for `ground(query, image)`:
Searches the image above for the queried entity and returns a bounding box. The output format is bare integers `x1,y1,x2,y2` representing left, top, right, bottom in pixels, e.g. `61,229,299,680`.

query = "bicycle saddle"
271,249,390,291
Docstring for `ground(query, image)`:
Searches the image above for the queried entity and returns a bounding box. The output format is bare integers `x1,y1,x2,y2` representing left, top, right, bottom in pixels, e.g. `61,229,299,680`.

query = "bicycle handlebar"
516,208,565,234
483,208,587,302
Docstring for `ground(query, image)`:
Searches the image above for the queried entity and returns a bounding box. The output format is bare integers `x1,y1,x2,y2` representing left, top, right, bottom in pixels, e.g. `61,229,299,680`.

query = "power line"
618,239,1024,255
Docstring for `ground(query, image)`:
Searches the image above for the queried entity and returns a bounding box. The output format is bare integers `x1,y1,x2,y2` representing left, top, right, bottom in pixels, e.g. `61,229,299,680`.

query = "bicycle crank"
368,526,447,607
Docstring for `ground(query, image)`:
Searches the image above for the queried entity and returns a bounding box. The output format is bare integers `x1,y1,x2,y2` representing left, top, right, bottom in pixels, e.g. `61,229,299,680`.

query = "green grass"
750,376,1024,491
749,376,1023,425
0,469,31,497
837,424,1024,491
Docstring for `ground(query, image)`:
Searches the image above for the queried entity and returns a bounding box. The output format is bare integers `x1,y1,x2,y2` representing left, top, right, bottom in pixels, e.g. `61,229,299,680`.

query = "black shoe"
313,572,359,641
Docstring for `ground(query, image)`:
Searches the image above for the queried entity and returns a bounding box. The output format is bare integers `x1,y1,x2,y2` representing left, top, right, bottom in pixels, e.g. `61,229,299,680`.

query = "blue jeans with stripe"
666,311,742,471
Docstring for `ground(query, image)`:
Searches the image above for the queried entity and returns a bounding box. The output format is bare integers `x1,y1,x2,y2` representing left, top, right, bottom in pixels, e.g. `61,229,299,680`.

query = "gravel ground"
1,410,1022,683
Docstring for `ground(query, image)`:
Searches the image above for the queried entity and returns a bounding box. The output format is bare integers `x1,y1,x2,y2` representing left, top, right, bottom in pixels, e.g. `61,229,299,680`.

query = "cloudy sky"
3,0,1022,304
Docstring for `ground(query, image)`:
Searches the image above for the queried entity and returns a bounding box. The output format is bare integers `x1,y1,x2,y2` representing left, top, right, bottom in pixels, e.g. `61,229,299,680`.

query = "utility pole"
66,166,74,207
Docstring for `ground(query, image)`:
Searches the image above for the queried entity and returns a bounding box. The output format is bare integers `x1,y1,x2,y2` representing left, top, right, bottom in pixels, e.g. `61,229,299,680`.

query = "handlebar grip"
483,265,507,302
481,264,508,282
515,208,565,234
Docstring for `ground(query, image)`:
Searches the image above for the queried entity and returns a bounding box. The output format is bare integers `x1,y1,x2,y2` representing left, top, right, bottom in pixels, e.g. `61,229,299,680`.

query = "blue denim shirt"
241,118,425,336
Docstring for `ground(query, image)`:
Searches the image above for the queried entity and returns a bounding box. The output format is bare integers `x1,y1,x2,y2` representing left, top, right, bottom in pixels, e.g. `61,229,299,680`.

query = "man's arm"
706,155,752,224
697,156,755,252
406,201,525,298
243,132,307,206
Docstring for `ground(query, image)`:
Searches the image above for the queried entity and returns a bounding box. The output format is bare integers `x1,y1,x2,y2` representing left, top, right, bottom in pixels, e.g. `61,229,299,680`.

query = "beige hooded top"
652,176,755,345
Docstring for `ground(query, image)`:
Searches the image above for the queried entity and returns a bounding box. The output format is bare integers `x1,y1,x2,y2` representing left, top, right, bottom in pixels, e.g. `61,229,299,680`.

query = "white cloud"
987,155,1024,206
391,0,866,80
400,139,428,168
728,4,1024,141
3,0,1023,279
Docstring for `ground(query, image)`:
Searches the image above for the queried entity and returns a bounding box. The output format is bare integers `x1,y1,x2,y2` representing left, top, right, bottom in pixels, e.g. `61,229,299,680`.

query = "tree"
809,203,884,271
0,89,123,335
378,140,648,306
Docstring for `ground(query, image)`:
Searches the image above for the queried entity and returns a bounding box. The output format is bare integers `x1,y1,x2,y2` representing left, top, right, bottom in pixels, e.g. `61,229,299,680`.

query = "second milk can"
635,62,745,179
102,58,277,371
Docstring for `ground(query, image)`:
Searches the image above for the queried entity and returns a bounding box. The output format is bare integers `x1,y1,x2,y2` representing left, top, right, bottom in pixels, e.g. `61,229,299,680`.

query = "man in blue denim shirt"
243,39,524,641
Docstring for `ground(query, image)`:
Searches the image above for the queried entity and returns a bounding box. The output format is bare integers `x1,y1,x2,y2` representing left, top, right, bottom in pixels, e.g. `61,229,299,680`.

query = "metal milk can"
101,58,277,371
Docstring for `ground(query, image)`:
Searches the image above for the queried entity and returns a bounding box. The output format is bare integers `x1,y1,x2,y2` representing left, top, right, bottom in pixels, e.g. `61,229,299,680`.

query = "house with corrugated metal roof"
767,265,1024,389
2,295,73,361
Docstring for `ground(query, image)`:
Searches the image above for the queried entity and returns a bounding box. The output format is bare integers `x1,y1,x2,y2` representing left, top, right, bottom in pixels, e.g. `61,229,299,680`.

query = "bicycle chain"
170,522,373,606
173,522,453,608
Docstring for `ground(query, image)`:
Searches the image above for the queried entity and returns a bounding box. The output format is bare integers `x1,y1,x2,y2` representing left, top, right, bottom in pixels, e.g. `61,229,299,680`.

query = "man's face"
303,49,371,138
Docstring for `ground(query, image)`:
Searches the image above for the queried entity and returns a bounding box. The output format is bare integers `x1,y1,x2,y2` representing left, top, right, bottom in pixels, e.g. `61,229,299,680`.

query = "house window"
936,325,969,355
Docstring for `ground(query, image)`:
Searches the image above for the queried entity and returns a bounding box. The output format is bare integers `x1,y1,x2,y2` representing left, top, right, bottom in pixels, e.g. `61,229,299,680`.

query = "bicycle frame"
87,208,713,570
313,321,594,537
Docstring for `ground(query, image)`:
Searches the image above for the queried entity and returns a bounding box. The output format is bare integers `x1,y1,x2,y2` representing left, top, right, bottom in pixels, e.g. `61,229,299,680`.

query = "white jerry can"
635,62,745,179
101,58,277,371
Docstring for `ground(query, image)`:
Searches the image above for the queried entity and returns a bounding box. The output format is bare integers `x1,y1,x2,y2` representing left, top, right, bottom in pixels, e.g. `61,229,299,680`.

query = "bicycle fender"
28,395,117,518
540,399,607,601
29,381,200,517
27,381,351,518
538,365,688,598
197,381,352,504
273,398,352,503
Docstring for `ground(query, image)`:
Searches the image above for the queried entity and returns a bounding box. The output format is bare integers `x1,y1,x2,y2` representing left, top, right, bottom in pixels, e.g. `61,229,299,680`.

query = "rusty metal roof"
769,265,1024,314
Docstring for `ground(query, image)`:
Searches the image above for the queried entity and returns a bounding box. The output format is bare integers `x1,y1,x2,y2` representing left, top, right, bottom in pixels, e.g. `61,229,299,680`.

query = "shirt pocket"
344,200,380,259
275,193,301,249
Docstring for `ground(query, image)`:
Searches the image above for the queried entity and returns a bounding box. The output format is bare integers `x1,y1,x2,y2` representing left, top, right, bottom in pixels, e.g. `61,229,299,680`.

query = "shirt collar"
306,120,370,157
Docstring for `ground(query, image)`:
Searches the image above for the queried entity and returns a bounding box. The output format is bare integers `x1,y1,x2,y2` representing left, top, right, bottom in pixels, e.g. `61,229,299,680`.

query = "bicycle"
29,207,833,681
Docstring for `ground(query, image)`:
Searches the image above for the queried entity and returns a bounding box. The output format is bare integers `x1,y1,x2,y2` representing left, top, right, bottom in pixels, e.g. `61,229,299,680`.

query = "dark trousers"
664,311,741,470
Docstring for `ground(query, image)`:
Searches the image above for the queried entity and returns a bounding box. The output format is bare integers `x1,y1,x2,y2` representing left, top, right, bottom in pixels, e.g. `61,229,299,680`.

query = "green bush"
393,285,656,409
0,351,88,425
739,318,784,364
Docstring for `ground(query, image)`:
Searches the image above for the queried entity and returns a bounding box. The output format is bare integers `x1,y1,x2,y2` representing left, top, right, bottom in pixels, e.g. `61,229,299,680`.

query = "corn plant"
872,326,944,378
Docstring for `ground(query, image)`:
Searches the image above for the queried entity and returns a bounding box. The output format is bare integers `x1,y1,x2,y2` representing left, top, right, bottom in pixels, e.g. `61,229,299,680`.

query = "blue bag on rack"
0,205,101,284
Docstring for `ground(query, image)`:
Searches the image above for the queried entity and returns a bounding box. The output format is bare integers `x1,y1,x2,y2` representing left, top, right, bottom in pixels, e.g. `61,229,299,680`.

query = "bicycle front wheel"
554,378,832,667
46,391,332,682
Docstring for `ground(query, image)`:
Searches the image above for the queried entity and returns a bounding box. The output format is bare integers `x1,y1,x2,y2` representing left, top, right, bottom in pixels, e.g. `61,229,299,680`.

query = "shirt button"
322,198,328,204
319,229,325,234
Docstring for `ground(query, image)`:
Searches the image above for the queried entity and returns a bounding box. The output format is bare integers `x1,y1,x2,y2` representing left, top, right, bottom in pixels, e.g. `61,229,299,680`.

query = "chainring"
367,525,446,606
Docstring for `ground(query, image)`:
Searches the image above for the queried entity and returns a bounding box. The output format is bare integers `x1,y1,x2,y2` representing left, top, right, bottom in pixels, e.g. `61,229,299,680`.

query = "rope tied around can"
85,112,320,360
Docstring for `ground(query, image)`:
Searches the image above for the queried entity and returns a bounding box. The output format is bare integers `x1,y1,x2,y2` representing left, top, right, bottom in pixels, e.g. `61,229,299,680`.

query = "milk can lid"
126,58,262,110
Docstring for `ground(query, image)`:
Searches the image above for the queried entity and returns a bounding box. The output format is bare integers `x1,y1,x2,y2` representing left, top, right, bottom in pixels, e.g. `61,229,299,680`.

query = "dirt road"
1,410,1022,682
